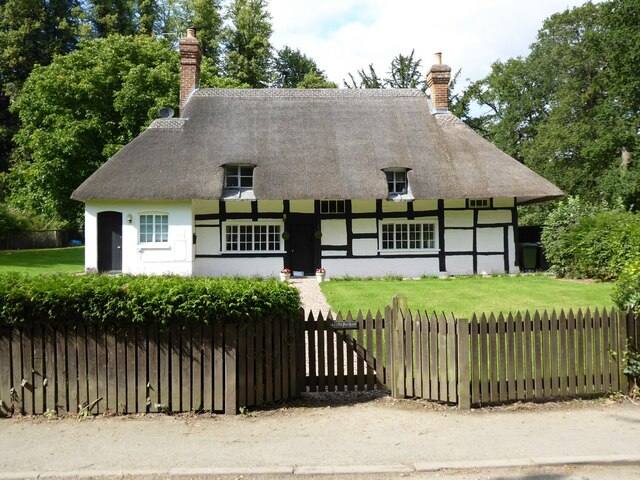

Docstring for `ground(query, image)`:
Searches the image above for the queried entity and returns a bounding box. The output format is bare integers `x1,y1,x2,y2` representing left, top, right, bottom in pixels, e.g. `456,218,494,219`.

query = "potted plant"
315,267,326,283
280,268,291,281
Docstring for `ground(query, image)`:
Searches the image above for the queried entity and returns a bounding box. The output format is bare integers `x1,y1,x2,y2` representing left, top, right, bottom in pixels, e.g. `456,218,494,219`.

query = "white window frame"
224,164,254,189
138,212,169,246
222,220,285,253
384,168,408,195
378,219,438,253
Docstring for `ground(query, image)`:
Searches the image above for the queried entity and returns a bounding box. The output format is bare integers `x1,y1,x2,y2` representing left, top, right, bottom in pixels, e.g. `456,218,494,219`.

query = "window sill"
222,250,285,255
137,243,171,250
379,249,439,255
386,194,414,202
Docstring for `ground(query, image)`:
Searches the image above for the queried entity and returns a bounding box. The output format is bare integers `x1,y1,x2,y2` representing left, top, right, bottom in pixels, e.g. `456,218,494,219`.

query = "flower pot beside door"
315,267,326,283
280,268,291,281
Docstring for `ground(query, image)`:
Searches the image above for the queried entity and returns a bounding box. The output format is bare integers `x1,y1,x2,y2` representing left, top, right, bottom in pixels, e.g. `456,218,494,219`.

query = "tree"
0,0,84,175
222,0,272,88
136,0,159,34
296,71,337,89
88,0,136,36
344,64,383,89
156,0,223,65
461,0,640,209
385,50,424,89
344,51,425,90
8,35,180,227
273,46,321,88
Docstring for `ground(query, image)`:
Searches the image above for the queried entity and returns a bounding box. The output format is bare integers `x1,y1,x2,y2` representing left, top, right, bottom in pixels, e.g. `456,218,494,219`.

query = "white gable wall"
85,200,194,275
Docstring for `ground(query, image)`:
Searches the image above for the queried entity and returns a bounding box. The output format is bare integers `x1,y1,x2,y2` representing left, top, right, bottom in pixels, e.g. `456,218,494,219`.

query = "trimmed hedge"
0,274,300,327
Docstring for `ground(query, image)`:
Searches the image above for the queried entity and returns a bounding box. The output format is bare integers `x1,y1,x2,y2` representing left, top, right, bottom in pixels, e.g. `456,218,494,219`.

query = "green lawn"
320,275,614,318
0,247,84,274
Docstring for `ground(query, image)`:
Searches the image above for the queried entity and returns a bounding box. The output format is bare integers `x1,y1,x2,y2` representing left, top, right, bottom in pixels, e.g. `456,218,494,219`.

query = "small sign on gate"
331,321,358,330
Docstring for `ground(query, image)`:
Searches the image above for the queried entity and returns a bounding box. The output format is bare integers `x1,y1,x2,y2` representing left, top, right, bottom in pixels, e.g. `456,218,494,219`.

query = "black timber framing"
438,199,446,272
192,198,517,268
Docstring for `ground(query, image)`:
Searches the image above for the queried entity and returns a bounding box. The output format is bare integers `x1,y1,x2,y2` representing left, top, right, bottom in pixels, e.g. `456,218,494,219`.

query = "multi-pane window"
224,165,254,189
385,169,407,195
381,222,436,250
139,214,168,243
320,200,346,214
225,224,282,252
468,198,490,208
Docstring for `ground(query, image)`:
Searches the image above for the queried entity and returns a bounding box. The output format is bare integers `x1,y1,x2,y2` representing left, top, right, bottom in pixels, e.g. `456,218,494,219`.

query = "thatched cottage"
72,30,562,278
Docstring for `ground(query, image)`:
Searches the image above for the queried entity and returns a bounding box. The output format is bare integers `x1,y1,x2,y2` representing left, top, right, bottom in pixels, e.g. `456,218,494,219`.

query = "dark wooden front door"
97,211,122,272
289,223,316,275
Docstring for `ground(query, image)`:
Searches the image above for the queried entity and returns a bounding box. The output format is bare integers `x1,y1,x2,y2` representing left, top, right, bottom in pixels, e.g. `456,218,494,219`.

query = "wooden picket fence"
385,298,640,408
1,301,639,416
0,317,299,416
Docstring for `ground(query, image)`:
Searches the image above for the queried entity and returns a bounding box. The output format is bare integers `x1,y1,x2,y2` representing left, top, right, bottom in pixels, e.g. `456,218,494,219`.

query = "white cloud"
268,0,596,89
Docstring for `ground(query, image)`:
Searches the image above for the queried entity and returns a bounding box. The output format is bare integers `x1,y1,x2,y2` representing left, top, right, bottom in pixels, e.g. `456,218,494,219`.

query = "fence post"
456,318,471,410
391,294,407,399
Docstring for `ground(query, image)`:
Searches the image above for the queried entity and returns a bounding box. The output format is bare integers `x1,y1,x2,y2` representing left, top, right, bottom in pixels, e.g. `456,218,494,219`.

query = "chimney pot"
186,27,196,38
434,52,442,64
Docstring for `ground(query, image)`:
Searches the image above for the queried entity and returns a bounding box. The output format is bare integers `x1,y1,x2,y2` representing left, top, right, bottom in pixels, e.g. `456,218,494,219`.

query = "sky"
268,0,595,90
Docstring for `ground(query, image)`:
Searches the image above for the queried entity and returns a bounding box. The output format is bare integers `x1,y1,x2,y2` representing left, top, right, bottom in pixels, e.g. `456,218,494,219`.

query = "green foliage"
541,197,609,277
461,0,640,209
222,0,272,88
622,338,640,388
612,261,640,314
88,0,136,36
296,71,337,89
561,210,640,280
273,46,332,88
0,274,300,327
0,204,29,234
344,50,425,90
8,35,180,227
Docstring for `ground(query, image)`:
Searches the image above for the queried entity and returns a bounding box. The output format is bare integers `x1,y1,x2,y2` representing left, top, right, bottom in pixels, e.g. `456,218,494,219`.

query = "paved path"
0,398,639,479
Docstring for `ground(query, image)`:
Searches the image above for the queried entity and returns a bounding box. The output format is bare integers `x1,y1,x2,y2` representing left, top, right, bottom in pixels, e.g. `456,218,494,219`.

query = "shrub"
0,204,30,234
559,211,640,280
612,261,640,314
541,196,609,277
0,274,300,328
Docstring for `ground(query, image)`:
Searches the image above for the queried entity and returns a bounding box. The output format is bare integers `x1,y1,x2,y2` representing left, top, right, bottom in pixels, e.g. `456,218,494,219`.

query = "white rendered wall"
321,219,347,245
323,257,440,278
85,201,193,275
194,257,283,277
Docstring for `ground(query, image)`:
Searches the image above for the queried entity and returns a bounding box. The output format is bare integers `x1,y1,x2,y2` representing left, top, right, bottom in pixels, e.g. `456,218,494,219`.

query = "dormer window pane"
385,170,407,195
225,165,254,189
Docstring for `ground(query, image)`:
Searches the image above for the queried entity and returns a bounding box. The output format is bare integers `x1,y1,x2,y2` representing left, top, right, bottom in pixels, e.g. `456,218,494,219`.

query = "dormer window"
383,167,413,201
385,169,407,195
223,164,255,200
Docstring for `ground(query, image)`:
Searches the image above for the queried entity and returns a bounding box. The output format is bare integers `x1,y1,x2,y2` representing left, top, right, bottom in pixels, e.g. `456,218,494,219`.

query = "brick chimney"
179,28,202,113
427,52,452,111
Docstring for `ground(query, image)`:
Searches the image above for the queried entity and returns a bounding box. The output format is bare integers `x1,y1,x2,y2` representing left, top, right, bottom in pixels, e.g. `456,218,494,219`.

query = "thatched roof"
71,89,563,204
